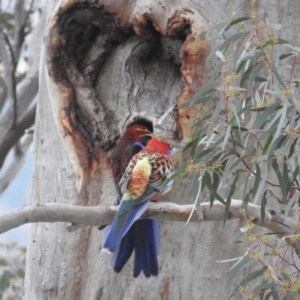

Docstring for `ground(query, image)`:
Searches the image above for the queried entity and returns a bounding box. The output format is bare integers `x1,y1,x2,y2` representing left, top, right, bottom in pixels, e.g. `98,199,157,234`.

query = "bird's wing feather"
119,154,140,194
132,153,174,205
132,186,159,205
103,199,149,252
120,151,153,196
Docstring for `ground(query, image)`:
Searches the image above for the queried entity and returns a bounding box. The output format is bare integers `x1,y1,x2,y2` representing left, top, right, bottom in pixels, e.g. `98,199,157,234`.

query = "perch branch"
0,200,298,238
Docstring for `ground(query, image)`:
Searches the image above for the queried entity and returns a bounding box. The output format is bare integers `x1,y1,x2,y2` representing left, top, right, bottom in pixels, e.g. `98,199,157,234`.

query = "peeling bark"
44,1,209,192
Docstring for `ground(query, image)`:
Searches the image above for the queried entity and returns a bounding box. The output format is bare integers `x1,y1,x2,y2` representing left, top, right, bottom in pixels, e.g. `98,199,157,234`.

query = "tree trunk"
24,1,300,299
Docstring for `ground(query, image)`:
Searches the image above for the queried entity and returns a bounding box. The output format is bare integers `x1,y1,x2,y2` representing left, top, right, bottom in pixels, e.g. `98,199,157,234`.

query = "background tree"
0,0,45,195
0,0,295,299
0,1,45,298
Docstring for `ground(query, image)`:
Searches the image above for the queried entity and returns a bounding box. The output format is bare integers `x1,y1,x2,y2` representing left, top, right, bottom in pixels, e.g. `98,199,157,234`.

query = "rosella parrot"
111,118,153,194
104,137,174,277
110,118,159,277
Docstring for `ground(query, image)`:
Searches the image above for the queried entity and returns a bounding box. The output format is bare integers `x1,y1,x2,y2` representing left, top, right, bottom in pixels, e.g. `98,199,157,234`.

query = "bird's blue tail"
110,219,160,277
103,199,149,253
132,219,159,277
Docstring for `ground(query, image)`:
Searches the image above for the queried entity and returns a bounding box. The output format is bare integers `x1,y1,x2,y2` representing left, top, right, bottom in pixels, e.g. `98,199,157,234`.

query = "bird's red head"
146,138,173,155
127,125,151,143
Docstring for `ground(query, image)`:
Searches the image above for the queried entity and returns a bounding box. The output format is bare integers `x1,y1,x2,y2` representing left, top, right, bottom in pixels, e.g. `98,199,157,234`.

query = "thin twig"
231,139,300,191
23,0,34,29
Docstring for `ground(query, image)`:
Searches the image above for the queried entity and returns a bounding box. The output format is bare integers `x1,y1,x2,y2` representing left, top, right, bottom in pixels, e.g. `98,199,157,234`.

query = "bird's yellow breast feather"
123,157,151,201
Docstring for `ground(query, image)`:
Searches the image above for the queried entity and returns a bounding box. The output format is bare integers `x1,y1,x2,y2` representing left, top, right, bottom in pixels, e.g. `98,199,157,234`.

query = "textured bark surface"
24,1,300,299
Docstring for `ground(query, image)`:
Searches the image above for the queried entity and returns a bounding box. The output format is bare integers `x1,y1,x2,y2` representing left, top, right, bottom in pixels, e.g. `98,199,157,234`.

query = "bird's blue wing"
103,199,149,253
110,219,160,277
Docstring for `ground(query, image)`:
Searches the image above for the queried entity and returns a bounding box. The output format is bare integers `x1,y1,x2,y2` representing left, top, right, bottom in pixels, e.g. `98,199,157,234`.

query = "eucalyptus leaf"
222,125,231,151
279,52,294,60
240,49,264,61
219,32,249,53
252,282,278,293
252,163,261,199
194,148,214,161
269,23,282,30
272,61,286,88
261,190,268,223
188,83,220,106
225,256,252,289
225,17,251,31
207,102,222,135
224,174,239,226
233,267,266,294
228,137,245,149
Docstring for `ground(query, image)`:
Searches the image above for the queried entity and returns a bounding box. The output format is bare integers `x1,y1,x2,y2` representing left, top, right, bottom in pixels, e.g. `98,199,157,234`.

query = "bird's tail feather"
108,197,160,277
103,199,149,253
110,229,134,273
132,219,160,277
110,219,160,277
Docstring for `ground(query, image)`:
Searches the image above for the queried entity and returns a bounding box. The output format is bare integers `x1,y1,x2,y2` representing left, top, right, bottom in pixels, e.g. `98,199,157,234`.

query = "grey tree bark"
24,1,300,300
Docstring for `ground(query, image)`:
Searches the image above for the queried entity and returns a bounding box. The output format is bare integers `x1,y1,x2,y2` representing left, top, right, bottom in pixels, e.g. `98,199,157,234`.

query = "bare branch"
13,0,26,60
0,83,7,114
0,6,45,141
0,76,37,143
0,200,297,238
0,131,33,195
12,0,34,59
0,103,36,169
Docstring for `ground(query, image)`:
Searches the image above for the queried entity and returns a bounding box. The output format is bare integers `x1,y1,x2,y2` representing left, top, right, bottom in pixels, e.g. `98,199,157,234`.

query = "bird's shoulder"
120,150,151,181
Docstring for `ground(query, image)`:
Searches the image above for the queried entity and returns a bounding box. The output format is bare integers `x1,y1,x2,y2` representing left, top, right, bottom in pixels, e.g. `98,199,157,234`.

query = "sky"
0,151,32,246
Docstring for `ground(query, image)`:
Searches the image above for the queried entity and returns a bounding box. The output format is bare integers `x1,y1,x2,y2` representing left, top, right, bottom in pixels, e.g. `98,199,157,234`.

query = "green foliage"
226,213,300,299
169,0,300,298
175,4,300,211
